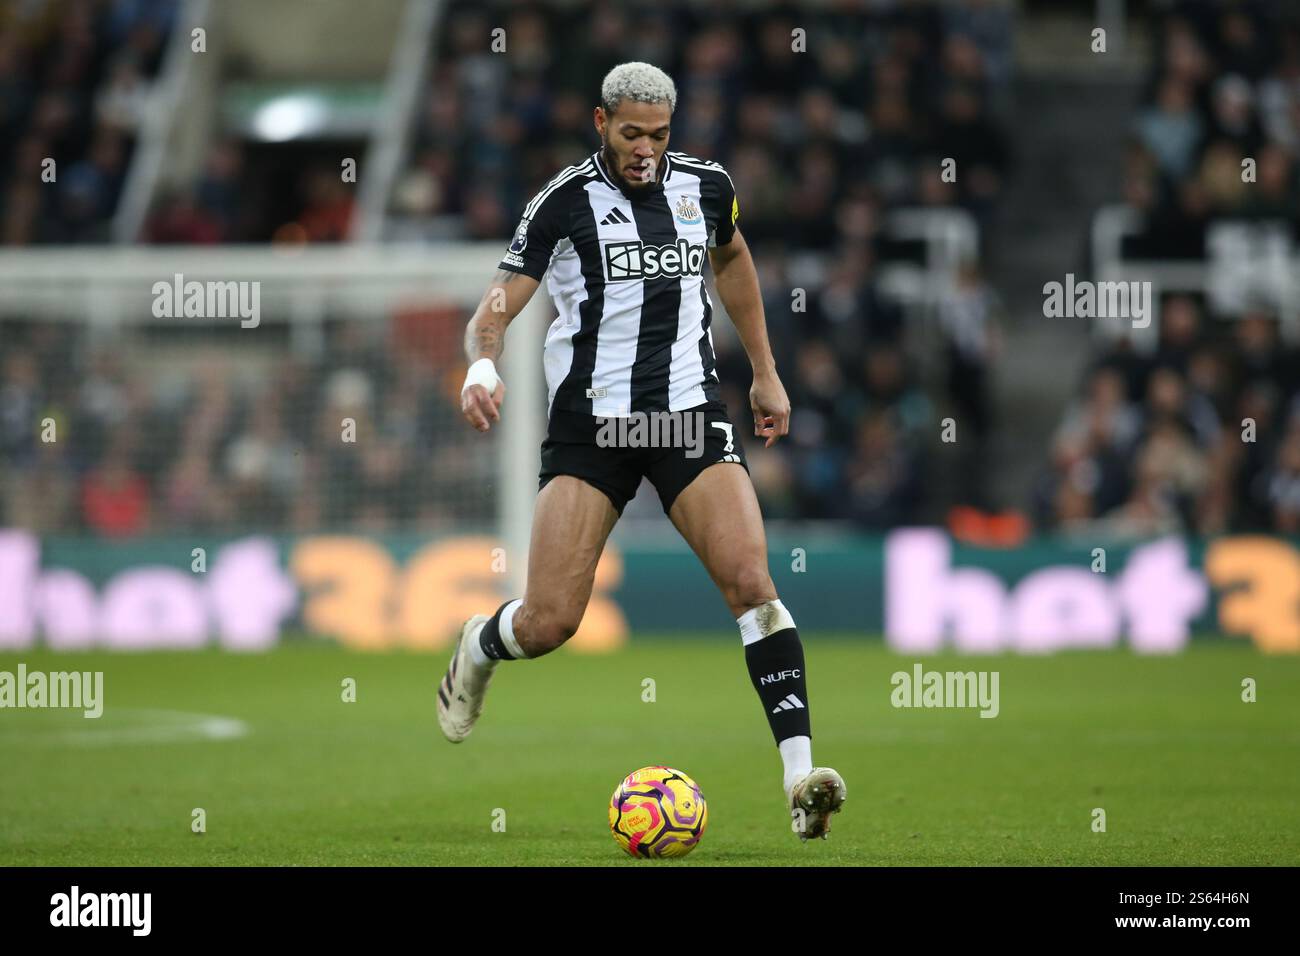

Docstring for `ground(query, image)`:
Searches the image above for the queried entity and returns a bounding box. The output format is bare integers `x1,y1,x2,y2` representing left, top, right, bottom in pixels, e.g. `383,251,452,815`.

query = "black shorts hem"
537,472,632,516
651,456,750,515
537,402,748,517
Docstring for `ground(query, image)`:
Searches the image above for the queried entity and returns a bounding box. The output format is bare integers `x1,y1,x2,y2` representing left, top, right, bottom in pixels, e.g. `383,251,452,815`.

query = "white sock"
499,599,526,659
736,599,795,646
466,619,491,667
466,599,525,667
779,735,813,797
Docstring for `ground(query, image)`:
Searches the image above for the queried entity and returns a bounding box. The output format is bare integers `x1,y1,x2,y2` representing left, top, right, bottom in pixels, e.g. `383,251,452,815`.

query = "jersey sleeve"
498,186,570,280
708,170,739,248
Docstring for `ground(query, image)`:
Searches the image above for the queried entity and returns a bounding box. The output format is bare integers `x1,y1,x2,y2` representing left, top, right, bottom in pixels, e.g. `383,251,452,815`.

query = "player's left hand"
750,370,790,448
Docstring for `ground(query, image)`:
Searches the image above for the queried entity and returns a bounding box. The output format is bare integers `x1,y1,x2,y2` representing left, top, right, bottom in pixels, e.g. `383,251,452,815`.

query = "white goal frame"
0,243,548,595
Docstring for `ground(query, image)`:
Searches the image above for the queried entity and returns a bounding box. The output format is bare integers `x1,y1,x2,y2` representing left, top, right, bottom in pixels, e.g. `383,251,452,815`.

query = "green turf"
1,639,1297,865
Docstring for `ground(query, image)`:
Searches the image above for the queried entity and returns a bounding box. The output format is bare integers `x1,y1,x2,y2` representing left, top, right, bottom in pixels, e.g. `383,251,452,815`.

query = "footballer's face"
595,100,672,190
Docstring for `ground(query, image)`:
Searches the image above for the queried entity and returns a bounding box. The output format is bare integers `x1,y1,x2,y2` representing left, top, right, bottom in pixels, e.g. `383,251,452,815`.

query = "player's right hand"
462,381,505,432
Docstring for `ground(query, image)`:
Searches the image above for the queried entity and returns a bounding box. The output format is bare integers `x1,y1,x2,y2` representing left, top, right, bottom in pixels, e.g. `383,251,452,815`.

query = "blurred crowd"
0,0,175,244
141,149,357,245
399,0,1012,235
1122,0,1300,257
2,277,998,535
2,0,1015,535
0,0,355,245
1037,295,1300,537
0,317,492,536
1041,0,1300,538
7,0,1298,539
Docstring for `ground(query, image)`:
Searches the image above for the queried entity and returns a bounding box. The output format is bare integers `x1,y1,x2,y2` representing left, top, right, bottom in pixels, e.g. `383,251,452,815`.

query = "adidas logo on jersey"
599,208,631,226
604,238,706,282
771,694,805,713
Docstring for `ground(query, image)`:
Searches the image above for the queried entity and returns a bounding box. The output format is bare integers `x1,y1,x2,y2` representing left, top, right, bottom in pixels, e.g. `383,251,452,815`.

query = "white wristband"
462,357,501,395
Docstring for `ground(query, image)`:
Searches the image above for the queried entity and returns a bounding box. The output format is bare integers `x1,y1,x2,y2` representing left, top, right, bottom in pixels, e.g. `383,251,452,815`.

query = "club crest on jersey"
508,217,530,254
674,195,702,226
604,239,706,281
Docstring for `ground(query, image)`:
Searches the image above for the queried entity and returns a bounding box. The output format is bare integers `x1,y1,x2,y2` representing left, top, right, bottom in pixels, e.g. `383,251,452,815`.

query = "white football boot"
437,614,495,743
788,767,847,841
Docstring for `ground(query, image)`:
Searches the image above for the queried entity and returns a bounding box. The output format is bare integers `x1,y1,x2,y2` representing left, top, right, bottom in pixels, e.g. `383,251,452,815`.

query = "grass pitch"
1,639,1297,866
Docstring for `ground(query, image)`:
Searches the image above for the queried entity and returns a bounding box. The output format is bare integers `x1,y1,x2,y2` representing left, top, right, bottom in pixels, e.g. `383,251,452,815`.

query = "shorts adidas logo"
771,694,804,714
721,453,741,463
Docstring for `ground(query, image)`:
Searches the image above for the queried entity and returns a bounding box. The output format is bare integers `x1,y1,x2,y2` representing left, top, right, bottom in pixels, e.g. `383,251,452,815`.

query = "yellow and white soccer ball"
609,765,708,858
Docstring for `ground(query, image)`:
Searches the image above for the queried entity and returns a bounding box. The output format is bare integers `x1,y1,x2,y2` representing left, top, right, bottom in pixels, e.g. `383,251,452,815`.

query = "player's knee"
522,604,582,655
726,565,777,615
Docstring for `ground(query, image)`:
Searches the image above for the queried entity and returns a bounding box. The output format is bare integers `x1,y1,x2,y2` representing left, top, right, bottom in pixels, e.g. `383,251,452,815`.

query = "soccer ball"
609,765,708,858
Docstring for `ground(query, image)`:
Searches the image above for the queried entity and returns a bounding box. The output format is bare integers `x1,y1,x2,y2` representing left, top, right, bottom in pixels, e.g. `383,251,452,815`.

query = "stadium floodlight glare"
251,94,329,142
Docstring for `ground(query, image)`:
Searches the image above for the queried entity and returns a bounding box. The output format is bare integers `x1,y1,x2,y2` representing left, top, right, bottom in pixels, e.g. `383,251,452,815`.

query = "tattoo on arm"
468,316,504,362
464,271,521,362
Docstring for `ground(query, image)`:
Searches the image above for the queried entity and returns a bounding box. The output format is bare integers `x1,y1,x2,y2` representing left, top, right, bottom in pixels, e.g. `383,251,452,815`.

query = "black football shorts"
538,402,750,516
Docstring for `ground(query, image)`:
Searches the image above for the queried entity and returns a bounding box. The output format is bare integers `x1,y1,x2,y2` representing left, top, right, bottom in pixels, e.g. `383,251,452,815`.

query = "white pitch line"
0,708,250,748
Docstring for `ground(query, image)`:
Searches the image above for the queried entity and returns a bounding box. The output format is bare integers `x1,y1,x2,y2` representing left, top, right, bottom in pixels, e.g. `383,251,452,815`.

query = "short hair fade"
600,61,677,116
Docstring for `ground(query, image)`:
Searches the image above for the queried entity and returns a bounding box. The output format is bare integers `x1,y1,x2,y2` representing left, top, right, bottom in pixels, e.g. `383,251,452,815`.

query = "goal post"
499,277,548,595
0,242,547,594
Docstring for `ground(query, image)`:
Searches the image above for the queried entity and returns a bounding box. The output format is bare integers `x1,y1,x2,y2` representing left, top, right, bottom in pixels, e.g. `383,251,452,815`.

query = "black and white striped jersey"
497,149,739,417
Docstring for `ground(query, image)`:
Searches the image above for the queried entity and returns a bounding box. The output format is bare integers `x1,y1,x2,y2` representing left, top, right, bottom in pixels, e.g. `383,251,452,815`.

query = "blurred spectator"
1134,78,1203,179
1040,376,1118,531
839,410,923,528
81,439,149,537
937,259,1002,507
194,139,246,238
1266,421,1300,532
0,349,42,467
294,167,355,243
144,189,222,243
933,83,1009,218
813,245,903,354
95,54,149,133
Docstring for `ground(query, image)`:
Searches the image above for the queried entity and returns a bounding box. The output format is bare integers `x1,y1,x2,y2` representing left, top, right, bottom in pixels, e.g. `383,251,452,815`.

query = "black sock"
745,627,811,745
477,599,518,661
